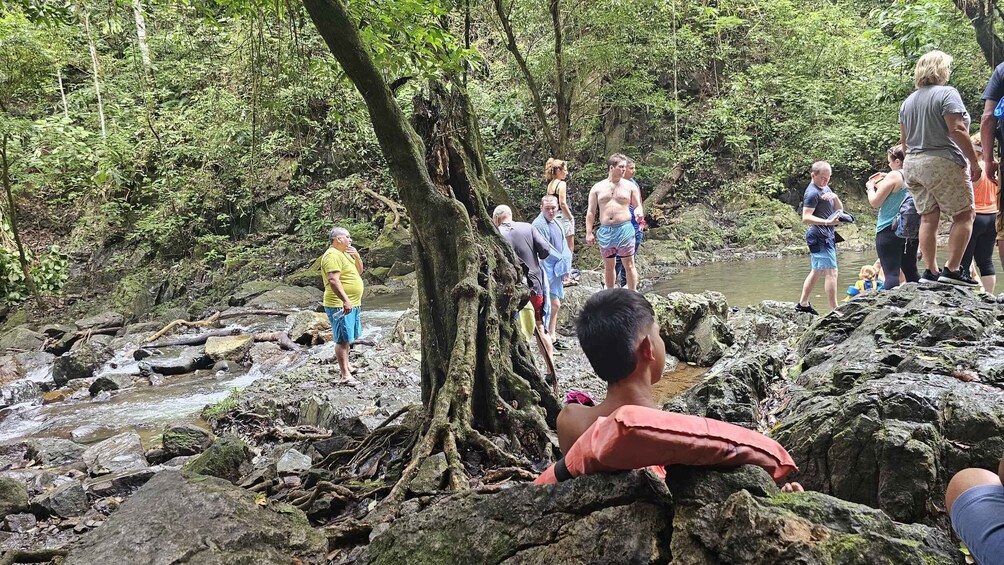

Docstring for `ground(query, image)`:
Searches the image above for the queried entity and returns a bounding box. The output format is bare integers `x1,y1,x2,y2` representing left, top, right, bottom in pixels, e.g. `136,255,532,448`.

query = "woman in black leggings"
960,134,998,293
868,145,919,288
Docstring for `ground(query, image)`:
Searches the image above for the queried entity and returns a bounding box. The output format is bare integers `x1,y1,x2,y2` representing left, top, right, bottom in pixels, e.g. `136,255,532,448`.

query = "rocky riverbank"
0,270,997,563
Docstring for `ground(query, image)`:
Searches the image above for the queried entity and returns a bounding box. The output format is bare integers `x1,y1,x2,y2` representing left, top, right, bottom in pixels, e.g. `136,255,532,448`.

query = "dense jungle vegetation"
0,0,996,318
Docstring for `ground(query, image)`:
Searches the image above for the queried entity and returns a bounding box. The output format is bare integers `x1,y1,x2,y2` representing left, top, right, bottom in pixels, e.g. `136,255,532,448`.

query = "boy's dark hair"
576,289,656,384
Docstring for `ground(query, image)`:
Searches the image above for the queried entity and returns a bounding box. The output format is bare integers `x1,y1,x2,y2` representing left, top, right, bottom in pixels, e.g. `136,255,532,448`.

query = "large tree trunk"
302,0,558,508
953,0,1004,68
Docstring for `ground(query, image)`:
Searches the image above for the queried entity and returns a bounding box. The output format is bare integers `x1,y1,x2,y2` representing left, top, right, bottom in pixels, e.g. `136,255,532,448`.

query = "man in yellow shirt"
320,227,365,386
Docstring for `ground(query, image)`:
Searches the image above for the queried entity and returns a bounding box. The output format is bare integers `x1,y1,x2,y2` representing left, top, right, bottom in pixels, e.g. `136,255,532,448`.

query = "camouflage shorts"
903,153,974,217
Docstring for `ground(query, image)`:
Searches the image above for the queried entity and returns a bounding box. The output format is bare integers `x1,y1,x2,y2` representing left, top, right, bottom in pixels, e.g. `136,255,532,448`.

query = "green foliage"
0,243,68,304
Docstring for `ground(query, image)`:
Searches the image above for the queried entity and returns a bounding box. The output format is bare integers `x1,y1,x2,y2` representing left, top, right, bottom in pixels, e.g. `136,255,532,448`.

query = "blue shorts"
325,306,362,344
810,247,838,270
597,221,636,259
950,484,1004,565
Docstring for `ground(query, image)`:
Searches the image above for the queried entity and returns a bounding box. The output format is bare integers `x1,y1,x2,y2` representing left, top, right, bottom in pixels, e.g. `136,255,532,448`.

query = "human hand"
586,232,595,245
986,160,999,184
821,192,838,202
346,245,359,256
343,301,353,314
971,162,983,184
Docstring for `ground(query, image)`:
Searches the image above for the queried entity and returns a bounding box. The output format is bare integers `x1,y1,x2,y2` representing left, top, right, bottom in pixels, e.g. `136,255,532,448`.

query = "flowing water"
0,293,414,444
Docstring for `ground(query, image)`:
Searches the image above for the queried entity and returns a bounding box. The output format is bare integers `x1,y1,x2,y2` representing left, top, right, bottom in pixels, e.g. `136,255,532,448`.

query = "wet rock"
183,436,252,484
408,452,447,494
0,326,44,354
65,470,326,564
53,340,114,386
33,480,87,518
212,360,239,373
74,311,125,332
389,307,420,350
162,424,213,458
204,335,253,362
4,513,36,533
649,290,734,366
0,477,29,517
42,390,66,404
774,284,1004,524
228,280,283,307
0,379,41,408
141,347,212,375
82,432,148,477
88,375,128,396
663,345,787,427
275,449,312,475
83,468,156,497
388,260,415,277
23,438,86,468
0,355,22,385
245,285,322,310
70,425,117,444
286,310,330,345
40,324,79,355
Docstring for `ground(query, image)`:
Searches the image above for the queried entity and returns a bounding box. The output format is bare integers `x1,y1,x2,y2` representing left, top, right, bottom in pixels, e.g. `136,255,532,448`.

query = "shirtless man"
585,154,642,290
556,289,663,453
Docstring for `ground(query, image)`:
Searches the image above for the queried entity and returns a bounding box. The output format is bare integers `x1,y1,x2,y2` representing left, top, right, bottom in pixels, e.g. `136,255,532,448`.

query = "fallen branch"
219,309,291,320
0,549,69,565
360,184,404,229
145,312,222,342
145,328,238,348
643,162,685,210
253,331,299,351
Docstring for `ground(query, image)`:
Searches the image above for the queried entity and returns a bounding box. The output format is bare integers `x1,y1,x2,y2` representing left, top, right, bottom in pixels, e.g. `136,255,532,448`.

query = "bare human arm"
867,171,904,209
585,184,599,245
899,122,907,153
629,182,644,226
999,451,1004,484
802,207,839,226
944,112,982,182
326,271,352,314
981,99,999,183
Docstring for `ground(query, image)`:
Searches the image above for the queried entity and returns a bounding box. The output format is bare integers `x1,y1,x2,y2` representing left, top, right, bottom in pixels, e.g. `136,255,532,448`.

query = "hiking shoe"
919,269,940,284
795,303,818,315
552,339,571,351
938,268,979,287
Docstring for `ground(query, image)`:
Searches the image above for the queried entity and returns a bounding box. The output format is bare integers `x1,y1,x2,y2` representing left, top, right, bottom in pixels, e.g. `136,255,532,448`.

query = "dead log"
643,162,685,210
144,309,291,343
253,331,299,351
145,328,238,348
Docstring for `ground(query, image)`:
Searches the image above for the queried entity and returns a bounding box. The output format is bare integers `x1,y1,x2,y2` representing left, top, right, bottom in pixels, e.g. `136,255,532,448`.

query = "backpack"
893,192,920,239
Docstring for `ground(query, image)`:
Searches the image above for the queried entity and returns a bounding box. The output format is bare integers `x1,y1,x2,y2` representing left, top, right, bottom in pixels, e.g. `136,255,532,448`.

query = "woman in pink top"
961,133,999,292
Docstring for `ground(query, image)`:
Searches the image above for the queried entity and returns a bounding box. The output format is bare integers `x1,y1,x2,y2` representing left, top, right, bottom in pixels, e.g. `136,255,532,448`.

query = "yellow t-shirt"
320,247,364,308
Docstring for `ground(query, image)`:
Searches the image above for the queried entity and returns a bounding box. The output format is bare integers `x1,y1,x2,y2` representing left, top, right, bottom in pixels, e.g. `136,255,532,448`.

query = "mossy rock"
366,226,413,269
183,436,252,484
285,257,325,291
162,424,213,457
0,477,29,517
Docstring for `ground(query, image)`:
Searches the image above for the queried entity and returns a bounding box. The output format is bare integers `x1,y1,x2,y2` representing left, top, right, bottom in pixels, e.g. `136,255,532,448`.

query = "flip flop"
563,279,579,287
339,376,361,387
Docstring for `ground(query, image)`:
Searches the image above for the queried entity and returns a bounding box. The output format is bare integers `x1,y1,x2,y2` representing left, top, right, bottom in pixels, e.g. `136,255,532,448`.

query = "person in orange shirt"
961,133,999,293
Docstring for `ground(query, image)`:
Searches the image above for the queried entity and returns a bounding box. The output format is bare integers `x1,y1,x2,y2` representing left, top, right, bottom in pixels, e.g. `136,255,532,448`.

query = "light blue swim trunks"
597,221,636,259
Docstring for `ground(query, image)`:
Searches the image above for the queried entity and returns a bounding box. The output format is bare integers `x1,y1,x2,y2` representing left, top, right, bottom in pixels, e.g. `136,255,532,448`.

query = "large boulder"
32,480,87,518
246,285,322,310
82,432,149,477
0,326,44,353
366,226,413,269
0,477,29,517
65,470,326,564
162,424,213,458
22,438,86,468
228,280,283,307
74,311,125,331
286,310,330,345
52,339,114,386
773,284,1004,525
368,468,959,565
648,290,734,366
182,436,252,484
204,335,254,362
285,258,325,291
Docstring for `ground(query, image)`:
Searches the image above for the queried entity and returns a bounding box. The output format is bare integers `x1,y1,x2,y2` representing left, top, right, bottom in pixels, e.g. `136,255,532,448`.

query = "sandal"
563,279,579,287
339,376,361,387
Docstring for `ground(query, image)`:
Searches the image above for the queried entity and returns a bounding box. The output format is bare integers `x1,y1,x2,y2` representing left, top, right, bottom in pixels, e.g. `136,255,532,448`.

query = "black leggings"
961,213,997,277
875,226,920,288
